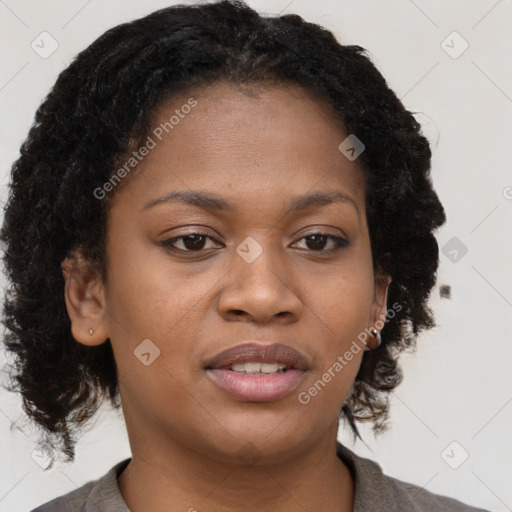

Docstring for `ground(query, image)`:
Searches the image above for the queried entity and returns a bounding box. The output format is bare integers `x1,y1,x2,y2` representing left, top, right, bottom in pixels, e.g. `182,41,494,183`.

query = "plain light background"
0,1,511,511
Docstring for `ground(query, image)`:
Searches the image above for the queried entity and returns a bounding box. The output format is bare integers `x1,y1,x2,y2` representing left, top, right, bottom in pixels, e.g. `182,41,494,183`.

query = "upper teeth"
231,362,286,373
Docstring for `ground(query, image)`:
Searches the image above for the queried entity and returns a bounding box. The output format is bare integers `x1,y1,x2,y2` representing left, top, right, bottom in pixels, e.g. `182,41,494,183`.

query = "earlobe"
61,255,109,346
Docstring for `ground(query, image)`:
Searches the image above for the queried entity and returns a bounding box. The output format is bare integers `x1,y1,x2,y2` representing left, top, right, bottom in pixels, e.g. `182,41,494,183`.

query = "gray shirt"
31,442,490,511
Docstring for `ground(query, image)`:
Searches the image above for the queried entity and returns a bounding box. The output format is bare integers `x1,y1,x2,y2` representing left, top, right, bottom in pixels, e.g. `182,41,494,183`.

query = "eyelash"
160,231,349,255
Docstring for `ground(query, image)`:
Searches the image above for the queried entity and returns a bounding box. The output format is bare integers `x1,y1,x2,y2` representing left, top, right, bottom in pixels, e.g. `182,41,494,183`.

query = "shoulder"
30,458,131,512
336,443,490,512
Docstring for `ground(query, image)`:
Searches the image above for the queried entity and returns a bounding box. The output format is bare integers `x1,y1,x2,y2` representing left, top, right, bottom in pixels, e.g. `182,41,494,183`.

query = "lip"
205,342,309,371
205,342,309,402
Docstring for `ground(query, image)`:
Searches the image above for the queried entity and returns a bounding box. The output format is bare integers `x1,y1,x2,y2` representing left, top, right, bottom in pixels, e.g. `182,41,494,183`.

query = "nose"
217,241,304,324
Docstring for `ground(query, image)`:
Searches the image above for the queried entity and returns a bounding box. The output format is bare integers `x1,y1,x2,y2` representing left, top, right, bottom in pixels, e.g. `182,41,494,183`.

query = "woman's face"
85,82,389,463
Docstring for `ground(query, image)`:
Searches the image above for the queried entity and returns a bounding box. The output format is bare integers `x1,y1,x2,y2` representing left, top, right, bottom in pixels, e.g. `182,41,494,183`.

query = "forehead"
151,81,347,146
110,81,366,214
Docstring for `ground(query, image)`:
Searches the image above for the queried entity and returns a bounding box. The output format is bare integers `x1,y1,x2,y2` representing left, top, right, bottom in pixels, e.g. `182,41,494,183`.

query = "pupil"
184,234,205,250
307,235,326,250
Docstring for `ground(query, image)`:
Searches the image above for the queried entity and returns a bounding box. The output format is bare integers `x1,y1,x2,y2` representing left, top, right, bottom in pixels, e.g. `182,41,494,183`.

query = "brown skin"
62,82,390,512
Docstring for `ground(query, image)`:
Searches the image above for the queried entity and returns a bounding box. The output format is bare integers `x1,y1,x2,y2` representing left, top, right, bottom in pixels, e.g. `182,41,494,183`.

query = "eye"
160,232,221,252
293,233,349,254
160,231,349,255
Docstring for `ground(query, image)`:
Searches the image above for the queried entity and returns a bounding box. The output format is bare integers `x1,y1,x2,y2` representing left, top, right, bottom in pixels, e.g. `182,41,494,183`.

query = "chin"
191,416,317,466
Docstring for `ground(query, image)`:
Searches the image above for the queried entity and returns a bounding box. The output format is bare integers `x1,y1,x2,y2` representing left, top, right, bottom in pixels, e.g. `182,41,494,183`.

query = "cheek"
304,259,375,349
295,253,374,408
104,236,206,335
103,249,225,389
296,282,369,416
322,280,374,345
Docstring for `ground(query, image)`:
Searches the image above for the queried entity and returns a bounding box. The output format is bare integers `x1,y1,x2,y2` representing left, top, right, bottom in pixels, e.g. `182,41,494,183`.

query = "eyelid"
291,233,349,253
293,224,349,240
159,225,220,241
160,231,222,249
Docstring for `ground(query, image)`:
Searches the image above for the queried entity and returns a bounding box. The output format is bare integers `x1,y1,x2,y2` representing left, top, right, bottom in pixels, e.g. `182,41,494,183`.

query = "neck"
118,421,354,512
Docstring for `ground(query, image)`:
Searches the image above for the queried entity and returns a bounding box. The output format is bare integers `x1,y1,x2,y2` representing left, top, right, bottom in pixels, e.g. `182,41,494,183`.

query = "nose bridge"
218,234,303,321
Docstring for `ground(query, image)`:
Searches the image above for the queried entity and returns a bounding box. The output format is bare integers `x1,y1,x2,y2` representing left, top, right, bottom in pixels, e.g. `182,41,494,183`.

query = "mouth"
204,342,309,402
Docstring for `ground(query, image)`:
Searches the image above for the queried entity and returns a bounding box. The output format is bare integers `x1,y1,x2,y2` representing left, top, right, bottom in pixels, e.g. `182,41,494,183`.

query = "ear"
61,250,109,346
369,269,392,347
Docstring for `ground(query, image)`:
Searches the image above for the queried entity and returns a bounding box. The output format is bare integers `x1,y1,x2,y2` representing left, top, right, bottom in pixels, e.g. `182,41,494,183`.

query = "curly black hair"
0,0,446,468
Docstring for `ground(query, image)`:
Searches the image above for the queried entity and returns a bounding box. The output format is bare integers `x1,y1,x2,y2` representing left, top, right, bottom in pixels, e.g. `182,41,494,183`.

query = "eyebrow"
141,189,360,218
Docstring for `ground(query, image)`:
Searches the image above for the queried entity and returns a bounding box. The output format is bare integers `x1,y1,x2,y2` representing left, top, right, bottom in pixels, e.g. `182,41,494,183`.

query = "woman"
0,1,489,510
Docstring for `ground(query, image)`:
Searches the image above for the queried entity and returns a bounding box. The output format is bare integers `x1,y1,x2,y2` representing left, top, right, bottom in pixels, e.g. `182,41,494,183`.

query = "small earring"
365,327,382,352
88,328,94,336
